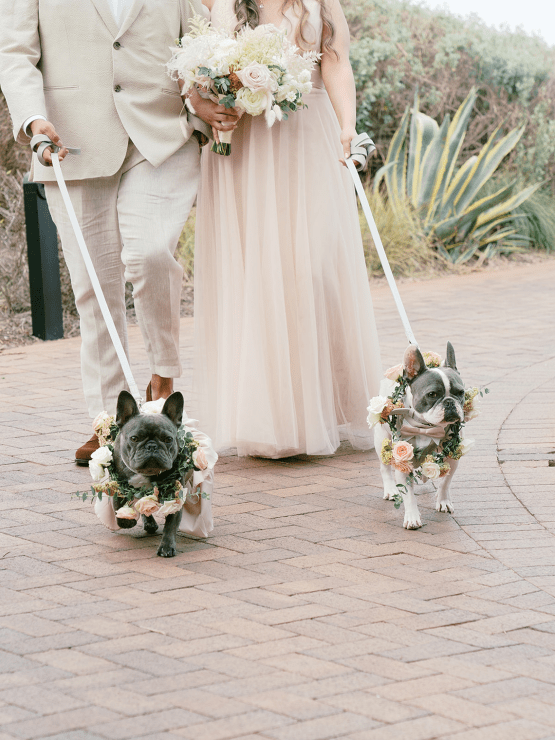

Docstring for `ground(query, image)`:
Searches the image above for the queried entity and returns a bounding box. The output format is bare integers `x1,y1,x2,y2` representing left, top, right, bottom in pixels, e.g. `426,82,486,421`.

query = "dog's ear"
444,342,457,371
116,391,140,428
403,344,427,380
161,392,184,428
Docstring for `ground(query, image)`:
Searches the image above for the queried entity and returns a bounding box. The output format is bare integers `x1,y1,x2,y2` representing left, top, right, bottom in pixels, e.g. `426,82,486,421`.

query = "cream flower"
141,398,166,415
89,460,107,482
93,411,112,431
458,438,475,456
465,396,481,422
91,446,113,465
116,504,139,520
424,351,442,367
134,494,160,517
158,499,184,516
236,62,278,92
384,363,403,381
392,440,414,463
235,87,271,116
193,448,208,471
367,396,389,428
421,460,441,480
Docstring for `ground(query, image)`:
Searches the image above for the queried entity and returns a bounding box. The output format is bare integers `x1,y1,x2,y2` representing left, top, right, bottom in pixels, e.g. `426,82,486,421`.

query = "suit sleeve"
0,0,47,144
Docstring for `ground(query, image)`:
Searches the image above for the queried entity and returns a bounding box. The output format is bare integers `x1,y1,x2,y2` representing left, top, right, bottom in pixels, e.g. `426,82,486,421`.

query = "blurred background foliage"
1,0,555,345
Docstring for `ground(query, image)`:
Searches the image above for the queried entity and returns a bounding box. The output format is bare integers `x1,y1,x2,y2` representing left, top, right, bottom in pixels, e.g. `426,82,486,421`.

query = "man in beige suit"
0,0,238,462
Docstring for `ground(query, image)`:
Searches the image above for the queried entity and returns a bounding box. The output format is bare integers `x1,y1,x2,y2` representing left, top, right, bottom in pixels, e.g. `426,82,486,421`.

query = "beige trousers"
45,139,200,417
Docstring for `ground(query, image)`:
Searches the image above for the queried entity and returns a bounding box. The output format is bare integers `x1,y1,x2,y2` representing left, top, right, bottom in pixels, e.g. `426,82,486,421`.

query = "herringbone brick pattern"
0,261,554,740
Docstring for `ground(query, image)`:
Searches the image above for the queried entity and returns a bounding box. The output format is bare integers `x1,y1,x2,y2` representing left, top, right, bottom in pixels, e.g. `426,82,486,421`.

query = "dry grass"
359,189,440,277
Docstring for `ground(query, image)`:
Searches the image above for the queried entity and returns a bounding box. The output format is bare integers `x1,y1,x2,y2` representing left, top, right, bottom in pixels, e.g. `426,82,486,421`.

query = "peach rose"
392,440,414,463
392,460,413,474
116,504,139,520
134,494,160,517
193,448,208,471
384,363,403,381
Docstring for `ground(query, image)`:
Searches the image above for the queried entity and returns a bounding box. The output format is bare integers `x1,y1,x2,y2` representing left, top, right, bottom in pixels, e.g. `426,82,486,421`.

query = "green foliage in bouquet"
374,89,541,263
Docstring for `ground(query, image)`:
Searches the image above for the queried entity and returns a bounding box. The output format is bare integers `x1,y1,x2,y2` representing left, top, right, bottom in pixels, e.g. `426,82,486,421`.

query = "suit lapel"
116,0,147,39
89,0,120,37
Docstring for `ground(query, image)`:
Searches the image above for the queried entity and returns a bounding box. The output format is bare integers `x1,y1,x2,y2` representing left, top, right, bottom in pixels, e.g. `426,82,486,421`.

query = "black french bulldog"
112,390,191,557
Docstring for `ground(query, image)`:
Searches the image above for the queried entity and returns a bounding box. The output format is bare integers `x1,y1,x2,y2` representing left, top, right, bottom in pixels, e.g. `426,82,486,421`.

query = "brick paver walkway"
1,261,554,740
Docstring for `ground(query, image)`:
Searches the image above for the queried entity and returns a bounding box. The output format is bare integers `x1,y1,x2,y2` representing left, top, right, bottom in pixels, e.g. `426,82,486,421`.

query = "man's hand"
30,119,69,164
188,88,242,144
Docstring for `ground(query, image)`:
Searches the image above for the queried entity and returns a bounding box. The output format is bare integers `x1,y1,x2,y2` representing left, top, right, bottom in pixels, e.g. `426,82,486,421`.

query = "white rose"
141,398,166,415
235,87,271,116
158,499,184,516
236,62,278,92
367,411,381,429
116,504,139,520
421,461,441,480
368,396,389,415
89,460,107,481
91,446,113,465
458,438,475,456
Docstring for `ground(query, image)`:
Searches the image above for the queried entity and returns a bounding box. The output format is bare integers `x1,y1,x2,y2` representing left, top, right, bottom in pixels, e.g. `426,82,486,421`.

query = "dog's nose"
145,441,159,453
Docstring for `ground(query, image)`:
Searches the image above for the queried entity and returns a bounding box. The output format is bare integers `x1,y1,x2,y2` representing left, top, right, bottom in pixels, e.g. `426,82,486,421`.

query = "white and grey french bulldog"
375,343,466,529
112,390,191,557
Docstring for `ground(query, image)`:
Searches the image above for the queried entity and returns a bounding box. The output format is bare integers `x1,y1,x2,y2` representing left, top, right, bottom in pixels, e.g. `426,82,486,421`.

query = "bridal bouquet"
167,14,319,155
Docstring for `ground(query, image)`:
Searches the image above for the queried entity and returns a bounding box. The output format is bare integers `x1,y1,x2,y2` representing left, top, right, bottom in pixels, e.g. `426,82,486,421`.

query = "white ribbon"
346,140,418,347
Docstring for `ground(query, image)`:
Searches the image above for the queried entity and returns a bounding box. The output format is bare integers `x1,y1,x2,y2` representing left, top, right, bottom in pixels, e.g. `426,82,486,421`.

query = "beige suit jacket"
0,0,207,181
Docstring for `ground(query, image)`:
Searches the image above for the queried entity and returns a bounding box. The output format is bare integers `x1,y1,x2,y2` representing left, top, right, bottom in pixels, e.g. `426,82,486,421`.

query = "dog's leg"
435,458,459,514
374,425,398,500
142,514,159,534
396,470,422,530
157,508,183,558
380,461,398,501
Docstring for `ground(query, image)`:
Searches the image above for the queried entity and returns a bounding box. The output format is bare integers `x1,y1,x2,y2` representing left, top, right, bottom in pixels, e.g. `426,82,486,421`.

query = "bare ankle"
150,374,174,401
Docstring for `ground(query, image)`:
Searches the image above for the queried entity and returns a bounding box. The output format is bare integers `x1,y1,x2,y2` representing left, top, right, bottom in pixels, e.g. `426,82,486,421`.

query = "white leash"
346,135,418,347
42,145,142,404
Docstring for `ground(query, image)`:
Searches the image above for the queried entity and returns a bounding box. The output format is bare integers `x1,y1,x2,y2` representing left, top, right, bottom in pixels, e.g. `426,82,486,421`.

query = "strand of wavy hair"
233,0,337,57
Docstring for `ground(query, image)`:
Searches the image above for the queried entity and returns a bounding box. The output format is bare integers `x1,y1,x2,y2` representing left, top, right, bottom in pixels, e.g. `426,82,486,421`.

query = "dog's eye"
165,437,173,443
427,391,437,398
130,436,138,442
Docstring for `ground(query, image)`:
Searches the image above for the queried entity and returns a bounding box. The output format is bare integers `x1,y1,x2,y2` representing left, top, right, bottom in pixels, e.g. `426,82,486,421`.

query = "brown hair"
234,0,336,56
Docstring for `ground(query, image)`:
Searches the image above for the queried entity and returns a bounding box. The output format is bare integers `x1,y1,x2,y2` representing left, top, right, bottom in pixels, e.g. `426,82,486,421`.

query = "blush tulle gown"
193,0,382,457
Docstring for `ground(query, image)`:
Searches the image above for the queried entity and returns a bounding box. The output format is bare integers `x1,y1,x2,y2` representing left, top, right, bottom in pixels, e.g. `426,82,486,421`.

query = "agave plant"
374,89,541,263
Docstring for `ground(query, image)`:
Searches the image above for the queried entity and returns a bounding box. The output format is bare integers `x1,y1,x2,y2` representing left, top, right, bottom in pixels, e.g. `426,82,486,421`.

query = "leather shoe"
75,434,100,465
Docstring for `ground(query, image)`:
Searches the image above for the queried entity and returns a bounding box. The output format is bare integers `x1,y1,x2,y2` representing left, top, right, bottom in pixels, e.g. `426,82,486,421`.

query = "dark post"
23,174,64,340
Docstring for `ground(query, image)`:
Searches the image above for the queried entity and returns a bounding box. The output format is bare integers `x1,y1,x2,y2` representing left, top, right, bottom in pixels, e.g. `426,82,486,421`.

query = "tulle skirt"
193,83,382,457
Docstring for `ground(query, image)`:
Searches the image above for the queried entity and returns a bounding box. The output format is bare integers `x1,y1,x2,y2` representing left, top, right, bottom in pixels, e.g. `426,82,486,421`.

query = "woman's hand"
30,119,69,164
340,126,357,166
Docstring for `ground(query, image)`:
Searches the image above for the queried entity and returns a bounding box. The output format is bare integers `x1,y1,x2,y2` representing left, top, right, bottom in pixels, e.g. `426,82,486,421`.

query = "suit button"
113,41,121,49
114,84,122,92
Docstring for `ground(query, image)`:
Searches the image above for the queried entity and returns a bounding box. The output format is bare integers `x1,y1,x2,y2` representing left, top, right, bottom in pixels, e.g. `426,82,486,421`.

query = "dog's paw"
403,511,422,529
142,515,159,534
436,500,454,514
157,542,177,558
383,487,397,500
116,517,138,529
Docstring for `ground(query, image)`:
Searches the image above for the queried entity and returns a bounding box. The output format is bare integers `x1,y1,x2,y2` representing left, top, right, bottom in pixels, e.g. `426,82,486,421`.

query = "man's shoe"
75,434,100,465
